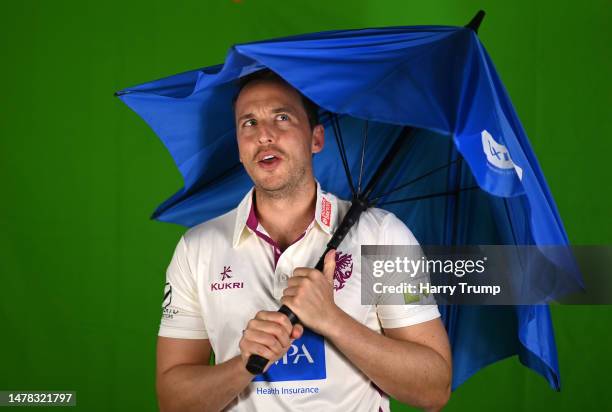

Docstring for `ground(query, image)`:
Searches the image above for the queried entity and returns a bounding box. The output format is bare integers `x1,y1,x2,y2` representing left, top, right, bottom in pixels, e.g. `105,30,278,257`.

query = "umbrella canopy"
116,17,574,390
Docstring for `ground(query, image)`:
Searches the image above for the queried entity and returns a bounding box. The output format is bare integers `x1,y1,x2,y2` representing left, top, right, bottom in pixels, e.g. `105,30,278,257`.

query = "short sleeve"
375,212,441,329
159,236,208,339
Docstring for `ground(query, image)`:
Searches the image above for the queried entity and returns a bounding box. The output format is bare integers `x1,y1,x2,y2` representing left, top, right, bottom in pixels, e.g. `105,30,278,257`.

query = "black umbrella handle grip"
245,305,300,375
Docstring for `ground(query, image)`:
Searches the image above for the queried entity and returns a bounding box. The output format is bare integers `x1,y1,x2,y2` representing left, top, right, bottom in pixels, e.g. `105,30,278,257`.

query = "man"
156,70,452,412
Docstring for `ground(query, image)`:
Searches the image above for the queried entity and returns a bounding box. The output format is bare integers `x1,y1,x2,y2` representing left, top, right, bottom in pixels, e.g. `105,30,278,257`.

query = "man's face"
234,80,324,196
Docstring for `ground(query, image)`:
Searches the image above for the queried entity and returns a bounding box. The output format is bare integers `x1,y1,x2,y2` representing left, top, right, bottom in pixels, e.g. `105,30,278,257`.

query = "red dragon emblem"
333,251,353,291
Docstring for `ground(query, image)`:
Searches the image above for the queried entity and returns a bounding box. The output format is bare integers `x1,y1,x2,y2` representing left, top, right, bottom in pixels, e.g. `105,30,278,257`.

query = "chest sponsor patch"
320,197,332,227
210,265,245,291
253,328,326,382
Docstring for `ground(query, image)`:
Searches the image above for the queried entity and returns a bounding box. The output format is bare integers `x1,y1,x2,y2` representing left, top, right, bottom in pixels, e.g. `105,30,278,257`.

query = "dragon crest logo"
333,251,353,291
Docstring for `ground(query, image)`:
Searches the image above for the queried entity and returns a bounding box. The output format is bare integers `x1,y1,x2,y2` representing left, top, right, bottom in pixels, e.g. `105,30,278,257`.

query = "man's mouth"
256,152,282,169
260,154,277,164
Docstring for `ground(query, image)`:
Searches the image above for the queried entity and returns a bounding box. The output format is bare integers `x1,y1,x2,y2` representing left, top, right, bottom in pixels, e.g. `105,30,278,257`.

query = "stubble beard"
253,162,311,200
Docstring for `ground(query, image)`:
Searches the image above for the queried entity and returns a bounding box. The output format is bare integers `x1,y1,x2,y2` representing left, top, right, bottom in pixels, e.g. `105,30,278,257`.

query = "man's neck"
254,179,317,251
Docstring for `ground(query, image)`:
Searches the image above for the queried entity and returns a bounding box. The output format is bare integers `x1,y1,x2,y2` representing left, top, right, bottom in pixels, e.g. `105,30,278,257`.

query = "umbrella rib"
375,185,479,206
370,158,461,203
357,120,369,195
331,114,356,196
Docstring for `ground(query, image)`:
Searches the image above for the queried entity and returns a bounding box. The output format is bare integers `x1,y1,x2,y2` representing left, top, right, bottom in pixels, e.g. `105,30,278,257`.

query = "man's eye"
243,119,256,127
276,114,289,121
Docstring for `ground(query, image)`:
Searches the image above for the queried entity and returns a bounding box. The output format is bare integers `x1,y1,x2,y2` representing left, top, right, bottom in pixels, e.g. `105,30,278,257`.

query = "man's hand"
281,249,342,335
239,310,304,372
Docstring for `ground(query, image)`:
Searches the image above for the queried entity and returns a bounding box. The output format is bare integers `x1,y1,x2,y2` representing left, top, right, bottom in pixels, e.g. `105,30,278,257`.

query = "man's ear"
311,125,325,154
237,150,243,163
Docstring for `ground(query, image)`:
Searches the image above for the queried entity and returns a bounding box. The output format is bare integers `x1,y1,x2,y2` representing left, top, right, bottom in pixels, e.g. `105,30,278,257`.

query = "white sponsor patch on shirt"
320,196,332,227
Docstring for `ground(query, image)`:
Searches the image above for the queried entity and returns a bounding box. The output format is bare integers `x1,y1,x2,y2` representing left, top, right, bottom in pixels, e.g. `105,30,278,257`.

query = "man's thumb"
323,249,336,283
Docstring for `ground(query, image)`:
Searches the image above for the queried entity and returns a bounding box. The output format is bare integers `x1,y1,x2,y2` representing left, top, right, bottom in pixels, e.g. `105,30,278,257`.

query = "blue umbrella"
116,11,575,390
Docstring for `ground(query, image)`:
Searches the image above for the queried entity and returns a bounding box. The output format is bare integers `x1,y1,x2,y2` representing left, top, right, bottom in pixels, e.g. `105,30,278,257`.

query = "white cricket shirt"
159,182,440,412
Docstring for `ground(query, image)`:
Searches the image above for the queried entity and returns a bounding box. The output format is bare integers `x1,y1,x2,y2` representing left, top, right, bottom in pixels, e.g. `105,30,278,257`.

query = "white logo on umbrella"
481,130,523,180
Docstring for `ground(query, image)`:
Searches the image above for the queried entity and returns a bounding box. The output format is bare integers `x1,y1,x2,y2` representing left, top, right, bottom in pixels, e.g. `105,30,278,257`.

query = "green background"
1,0,610,410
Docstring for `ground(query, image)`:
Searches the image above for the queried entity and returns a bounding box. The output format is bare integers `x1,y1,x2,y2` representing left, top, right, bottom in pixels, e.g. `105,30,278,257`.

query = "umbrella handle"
245,305,299,375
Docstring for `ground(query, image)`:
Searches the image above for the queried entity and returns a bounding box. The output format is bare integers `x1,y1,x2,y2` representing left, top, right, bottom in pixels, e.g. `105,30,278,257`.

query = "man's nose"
256,123,276,144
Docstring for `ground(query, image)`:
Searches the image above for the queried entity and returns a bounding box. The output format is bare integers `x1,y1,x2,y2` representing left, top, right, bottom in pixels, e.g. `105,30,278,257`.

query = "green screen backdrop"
1,1,610,411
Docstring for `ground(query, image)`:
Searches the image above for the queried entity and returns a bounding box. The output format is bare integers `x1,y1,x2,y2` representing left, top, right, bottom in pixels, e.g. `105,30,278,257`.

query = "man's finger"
282,286,299,297
254,311,292,335
323,249,336,284
287,276,306,288
290,324,304,340
243,328,288,351
292,267,310,277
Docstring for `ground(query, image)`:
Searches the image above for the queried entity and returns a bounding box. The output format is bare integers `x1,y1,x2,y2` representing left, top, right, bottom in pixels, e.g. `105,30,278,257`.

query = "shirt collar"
232,181,337,248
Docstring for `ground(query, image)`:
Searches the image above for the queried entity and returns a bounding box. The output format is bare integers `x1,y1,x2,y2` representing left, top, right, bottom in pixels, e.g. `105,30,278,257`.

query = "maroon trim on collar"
246,201,259,232
246,193,311,267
